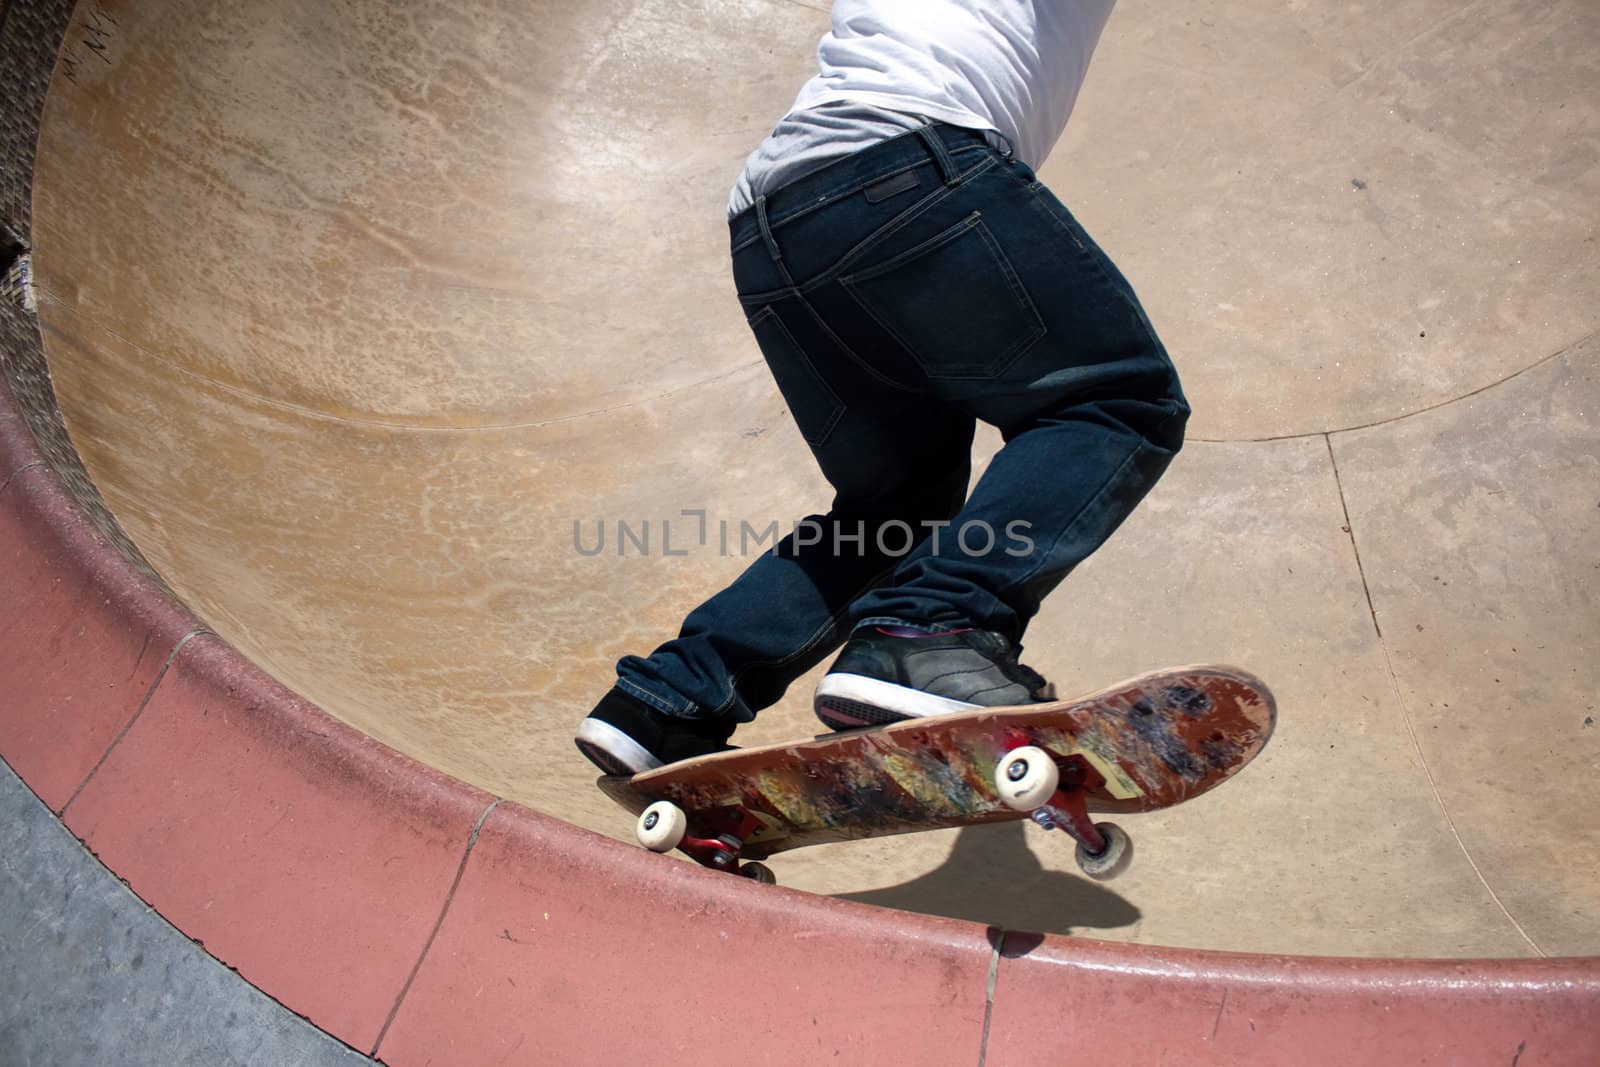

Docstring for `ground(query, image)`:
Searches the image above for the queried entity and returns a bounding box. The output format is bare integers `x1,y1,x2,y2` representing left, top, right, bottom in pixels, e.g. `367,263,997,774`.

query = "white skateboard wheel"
1075,822,1133,881
995,746,1060,810
636,800,687,852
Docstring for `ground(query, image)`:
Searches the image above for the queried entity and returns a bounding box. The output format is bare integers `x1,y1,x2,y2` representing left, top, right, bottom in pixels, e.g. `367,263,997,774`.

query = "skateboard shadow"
836,820,1140,936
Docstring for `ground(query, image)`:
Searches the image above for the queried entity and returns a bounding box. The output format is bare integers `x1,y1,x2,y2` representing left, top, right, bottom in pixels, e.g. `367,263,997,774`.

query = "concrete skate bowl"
3,0,1599,1062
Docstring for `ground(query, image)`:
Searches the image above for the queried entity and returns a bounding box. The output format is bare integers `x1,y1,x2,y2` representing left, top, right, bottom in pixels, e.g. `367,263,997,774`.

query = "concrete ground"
0,759,372,1065
24,0,1600,962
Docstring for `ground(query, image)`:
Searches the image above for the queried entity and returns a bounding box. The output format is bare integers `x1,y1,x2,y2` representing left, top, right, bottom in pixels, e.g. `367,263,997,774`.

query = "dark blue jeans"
617,124,1188,723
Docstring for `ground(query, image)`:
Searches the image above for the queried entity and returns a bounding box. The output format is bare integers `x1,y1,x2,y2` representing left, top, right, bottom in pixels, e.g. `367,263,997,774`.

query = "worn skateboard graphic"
598,665,1275,884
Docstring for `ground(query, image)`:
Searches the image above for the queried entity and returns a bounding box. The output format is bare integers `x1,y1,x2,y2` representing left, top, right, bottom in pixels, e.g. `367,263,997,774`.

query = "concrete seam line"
1190,327,1597,445
1324,433,1383,641
58,626,210,818
371,796,504,1057
976,931,1001,1067
1324,433,1545,958
1,457,46,493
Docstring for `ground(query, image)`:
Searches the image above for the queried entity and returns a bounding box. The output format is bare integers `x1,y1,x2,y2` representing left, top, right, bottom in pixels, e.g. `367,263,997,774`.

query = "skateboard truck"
636,802,777,884
994,742,1134,880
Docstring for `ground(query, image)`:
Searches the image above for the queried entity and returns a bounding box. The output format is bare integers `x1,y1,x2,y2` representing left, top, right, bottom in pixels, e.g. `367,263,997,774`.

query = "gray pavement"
0,758,373,1067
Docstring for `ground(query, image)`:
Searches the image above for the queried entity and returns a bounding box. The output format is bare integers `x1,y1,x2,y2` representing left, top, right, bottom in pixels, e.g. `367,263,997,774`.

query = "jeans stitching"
831,213,985,382
732,150,997,272
969,220,1049,377
995,437,1158,601
729,140,992,254
839,212,983,283
796,290,918,393
617,676,693,716
716,561,900,716
974,219,1046,326
749,305,846,446
735,154,1002,306
838,212,1046,380
774,144,986,227
1024,181,1159,344
814,155,1000,288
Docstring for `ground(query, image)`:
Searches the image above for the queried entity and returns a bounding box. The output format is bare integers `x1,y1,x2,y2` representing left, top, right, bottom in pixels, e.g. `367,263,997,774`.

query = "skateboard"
597,665,1275,884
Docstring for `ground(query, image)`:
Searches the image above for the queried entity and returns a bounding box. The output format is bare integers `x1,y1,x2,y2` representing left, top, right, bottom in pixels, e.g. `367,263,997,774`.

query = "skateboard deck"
598,664,1274,881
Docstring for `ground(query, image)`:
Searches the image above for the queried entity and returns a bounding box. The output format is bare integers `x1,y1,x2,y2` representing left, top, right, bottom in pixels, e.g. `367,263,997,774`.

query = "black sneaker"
575,687,737,776
813,627,1056,730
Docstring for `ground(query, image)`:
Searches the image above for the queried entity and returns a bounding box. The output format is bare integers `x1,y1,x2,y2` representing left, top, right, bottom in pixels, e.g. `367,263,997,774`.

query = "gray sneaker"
813,627,1056,730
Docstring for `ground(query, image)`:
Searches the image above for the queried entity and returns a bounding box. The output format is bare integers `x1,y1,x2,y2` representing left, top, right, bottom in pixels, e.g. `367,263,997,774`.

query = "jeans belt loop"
917,123,960,187
755,194,783,263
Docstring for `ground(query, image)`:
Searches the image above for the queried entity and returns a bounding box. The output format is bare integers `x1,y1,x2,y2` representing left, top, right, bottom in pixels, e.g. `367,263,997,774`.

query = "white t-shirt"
730,0,1116,216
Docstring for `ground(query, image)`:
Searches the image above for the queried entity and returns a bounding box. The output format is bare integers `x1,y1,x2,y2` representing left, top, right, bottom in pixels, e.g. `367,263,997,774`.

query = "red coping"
378,801,993,1064
989,931,1600,1064
0,462,193,810
2,376,1599,1065
61,633,494,1053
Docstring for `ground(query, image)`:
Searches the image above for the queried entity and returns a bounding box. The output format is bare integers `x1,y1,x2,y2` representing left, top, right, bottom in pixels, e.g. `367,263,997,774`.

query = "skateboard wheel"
739,862,777,885
1075,822,1133,881
636,800,687,853
995,746,1060,811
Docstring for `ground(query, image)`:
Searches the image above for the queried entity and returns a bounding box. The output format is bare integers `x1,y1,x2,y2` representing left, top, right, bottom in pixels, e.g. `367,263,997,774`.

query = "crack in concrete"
1323,435,1546,958
370,797,502,1058
1192,330,1594,445
975,933,1001,1067
58,627,209,818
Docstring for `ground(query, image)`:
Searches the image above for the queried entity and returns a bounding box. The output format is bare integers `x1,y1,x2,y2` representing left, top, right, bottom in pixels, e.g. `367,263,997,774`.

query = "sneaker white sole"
575,718,663,776
813,673,981,729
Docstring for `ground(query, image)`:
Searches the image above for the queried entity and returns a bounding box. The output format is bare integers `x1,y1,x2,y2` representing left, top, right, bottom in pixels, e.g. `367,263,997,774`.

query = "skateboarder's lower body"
577,124,1187,775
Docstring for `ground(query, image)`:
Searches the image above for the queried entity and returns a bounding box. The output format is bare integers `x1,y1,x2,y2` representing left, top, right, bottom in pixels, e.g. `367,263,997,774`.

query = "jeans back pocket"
746,305,845,448
839,213,1045,380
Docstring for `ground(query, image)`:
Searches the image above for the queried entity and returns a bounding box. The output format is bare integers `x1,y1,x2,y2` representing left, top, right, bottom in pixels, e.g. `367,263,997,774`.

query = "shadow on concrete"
837,820,1140,937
